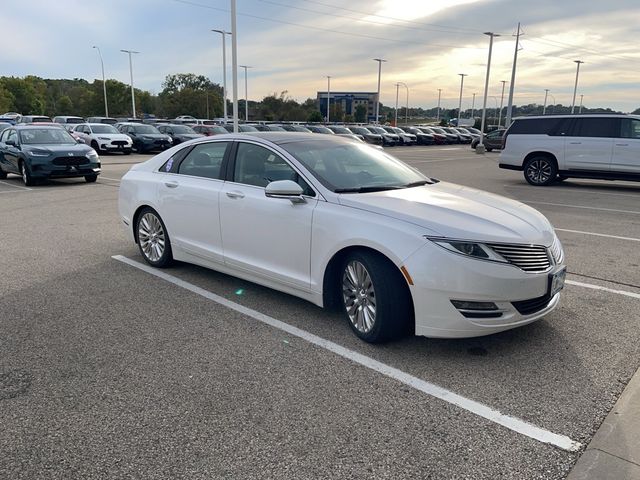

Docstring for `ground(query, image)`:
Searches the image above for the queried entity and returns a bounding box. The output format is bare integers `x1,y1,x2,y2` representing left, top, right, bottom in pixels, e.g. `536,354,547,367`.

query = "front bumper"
403,241,564,338
97,141,132,151
29,158,101,179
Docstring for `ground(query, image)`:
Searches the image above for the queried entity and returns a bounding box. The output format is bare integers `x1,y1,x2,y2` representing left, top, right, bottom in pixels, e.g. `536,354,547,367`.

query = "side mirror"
6,139,16,146
265,179,306,204
77,138,86,144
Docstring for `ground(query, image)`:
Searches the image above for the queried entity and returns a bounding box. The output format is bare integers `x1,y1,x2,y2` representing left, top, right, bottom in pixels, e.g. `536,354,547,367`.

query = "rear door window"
508,118,564,135
619,118,640,139
176,142,229,180
571,118,617,138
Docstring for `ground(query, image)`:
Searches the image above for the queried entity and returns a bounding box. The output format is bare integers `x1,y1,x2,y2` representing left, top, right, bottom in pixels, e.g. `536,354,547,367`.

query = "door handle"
226,191,245,199
569,142,582,145
164,181,179,188
616,143,629,146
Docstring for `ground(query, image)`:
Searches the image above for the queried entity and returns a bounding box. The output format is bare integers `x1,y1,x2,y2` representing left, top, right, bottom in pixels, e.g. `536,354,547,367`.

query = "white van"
499,114,640,186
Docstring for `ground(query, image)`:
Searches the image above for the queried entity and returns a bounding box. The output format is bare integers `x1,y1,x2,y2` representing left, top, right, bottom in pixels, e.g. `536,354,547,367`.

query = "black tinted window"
619,119,640,139
572,118,617,138
508,118,564,135
177,142,228,179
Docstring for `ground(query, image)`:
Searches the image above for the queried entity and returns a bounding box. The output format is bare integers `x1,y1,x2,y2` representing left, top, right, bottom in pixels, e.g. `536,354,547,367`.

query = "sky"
4,0,640,112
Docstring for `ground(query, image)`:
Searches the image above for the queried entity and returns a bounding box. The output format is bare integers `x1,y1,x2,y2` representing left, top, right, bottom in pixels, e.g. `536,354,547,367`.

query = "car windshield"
92,125,119,134
312,126,333,134
282,140,431,192
20,128,76,145
350,127,371,135
172,126,196,134
266,125,286,131
133,125,161,134
239,125,259,132
367,126,387,134
330,127,351,134
64,118,84,124
431,128,447,134
210,126,228,134
292,126,311,132
467,127,481,134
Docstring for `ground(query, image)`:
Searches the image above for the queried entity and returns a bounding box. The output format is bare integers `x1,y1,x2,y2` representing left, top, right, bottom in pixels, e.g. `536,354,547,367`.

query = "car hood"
23,144,93,155
137,134,170,140
93,134,131,141
337,181,554,245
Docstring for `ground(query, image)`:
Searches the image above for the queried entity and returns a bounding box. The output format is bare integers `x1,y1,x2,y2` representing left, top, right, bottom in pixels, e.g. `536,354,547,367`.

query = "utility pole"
477,32,500,153
326,76,331,123
230,0,239,132
373,58,386,124
239,65,252,121
505,22,521,127
579,94,584,114
92,46,108,117
436,88,442,122
120,49,139,118
498,80,507,127
543,89,549,115
571,60,584,114
457,73,468,126
471,92,476,119
212,29,231,123
394,83,400,126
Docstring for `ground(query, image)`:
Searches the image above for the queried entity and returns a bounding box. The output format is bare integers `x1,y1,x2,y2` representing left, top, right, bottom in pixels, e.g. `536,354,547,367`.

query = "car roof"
13,124,61,129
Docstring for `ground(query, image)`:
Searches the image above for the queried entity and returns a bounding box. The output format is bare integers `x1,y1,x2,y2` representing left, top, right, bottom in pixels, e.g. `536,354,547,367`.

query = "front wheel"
340,251,411,343
20,161,35,186
524,156,557,186
0,167,6,179
136,208,173,267
85,174,98,183
123,149,132,155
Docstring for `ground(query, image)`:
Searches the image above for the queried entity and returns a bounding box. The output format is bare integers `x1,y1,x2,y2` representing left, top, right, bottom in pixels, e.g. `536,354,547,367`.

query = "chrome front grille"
487,243,551,272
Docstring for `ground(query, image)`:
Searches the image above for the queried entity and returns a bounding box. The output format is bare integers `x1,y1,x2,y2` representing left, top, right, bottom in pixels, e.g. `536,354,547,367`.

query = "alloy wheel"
138,212,166,262
526,159,552,184
342,260,377,333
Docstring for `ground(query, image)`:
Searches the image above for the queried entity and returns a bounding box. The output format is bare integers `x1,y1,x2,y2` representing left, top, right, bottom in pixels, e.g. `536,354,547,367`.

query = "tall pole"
543,89,549,115
579,94,584,114
239,65,252,121
394,83,399,126
471,93,476,119
571,60,584,114
326,76,331,123
457,73,467,126
404,84,409,125
477,32,500,153
498,80,507,127
212,29,231,123
373,58,386,124
231,0,239,132
120,49,139,118
436,88,442,121
505,22,521,127
92,46,108,117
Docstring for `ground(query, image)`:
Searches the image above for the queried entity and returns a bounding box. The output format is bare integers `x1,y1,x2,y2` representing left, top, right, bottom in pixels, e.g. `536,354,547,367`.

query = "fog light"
451,300,498,310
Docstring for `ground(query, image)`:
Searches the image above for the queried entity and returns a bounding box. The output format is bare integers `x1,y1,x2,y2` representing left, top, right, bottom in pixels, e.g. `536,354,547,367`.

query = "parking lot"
1,145,639,479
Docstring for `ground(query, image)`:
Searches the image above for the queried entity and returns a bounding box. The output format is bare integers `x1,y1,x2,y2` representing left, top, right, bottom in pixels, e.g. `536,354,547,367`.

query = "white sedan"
73,123,133,154
118,133,566,342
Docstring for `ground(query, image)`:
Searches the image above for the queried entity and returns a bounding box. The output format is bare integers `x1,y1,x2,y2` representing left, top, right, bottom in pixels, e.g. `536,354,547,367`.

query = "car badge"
68,152,73,156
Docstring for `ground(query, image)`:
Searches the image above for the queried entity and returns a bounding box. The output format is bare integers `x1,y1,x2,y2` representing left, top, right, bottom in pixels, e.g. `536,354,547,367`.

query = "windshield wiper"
404,180,434,187
334,185,404,193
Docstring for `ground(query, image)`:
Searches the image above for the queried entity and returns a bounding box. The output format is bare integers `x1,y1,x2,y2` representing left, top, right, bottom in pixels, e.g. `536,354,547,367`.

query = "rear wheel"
85,174,98,183
0,167,6,179
486,147,493,152
136,208,173,268
340,251,411,343
20,161,35,186
524,156,557,186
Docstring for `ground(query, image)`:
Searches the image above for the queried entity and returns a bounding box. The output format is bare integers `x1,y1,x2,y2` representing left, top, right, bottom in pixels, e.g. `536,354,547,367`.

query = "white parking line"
524,201,640,215
556,228,640,243
99,177,122,182
504,184,640,199
566,280,640,300
0,180,31,191
112,254,582,452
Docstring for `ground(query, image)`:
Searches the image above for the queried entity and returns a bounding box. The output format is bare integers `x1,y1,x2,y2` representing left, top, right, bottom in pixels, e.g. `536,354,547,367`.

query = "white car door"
563,117,615,171
219,141,318,290
612,117,640,173
156,141,230,263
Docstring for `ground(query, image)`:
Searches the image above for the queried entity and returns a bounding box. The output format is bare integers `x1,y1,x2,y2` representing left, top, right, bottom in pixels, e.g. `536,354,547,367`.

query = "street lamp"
571,60,584,114
548,93,556,114
436,88,442,122
457,73,468,126
373,58,386,124
120,49,139,118
230,0,239,132
92,46,108,117
395,82,408,125
471,93,477,119
579,94,584,114
239,65,252,121
326,76,331,123
498,80,507,127
212,29,231,123
543,89,550,115
477,32,500,154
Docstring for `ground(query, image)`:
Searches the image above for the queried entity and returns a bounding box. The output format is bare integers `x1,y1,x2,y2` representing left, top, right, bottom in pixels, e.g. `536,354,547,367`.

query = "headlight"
28,150,49,157
87,150,99,159
167,137,173,143
429,238,508,263
98,136,110,140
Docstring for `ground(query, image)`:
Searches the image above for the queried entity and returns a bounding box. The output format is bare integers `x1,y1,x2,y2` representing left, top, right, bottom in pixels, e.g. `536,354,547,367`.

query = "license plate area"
549,268,566,297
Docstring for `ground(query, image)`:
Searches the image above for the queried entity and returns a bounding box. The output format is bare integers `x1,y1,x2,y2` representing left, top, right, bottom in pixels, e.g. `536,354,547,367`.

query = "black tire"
123,149,132,155
557,175,568,182
0,167,6,179
339,251,411,343
19,161,35,186
523,155,558,186
91,140,100,151
85,174,98,183
135,207,173,268
486,147,493,152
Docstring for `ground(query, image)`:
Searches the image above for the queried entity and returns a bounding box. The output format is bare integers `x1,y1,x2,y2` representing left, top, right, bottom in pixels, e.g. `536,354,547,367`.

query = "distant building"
316,92,379,121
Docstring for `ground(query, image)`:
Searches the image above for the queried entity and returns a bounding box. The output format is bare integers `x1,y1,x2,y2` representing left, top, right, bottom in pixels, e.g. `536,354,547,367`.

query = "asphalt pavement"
1,145,638,479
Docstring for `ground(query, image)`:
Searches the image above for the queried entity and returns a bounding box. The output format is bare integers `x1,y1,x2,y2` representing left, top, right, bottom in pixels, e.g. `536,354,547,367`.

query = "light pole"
548,94,556,114
436,88,442,122
471,93,476,119
373,58,386,124
92,46,108,117
498,80,507,127
239,65,252,121
477,32,500,153
579,94,584,114
326,76,331,123
571,60,584,114
230,0,239,132
543,89,549,115
212,29,231,123
394,83,400,126
120,49,139,118
505,22,522,127
457,74,467,126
